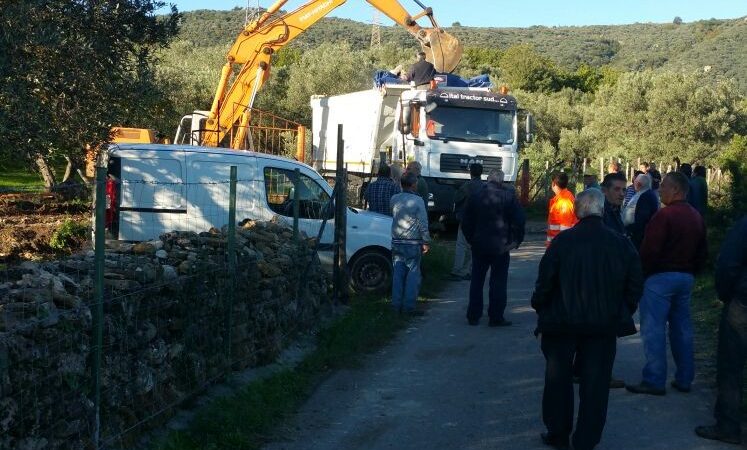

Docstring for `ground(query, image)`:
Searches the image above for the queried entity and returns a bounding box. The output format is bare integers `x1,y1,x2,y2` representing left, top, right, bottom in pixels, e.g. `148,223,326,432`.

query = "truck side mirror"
399,103,412,135
525,113,535,143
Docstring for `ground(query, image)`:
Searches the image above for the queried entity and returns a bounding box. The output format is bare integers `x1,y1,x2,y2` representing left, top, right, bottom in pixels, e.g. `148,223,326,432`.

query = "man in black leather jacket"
462,169,525,326
532,189,643,450
696,216,747,445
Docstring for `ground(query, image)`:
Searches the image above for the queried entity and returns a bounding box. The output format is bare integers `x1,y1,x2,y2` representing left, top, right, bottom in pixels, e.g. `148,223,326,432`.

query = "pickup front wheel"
349,249,391,294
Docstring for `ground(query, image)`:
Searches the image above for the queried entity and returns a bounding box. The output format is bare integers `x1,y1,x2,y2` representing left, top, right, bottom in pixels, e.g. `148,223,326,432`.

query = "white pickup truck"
102,144,394,292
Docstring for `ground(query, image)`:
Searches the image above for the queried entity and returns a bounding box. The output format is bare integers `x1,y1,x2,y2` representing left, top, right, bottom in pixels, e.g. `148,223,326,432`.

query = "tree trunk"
62,156,74,183
34,156,56,189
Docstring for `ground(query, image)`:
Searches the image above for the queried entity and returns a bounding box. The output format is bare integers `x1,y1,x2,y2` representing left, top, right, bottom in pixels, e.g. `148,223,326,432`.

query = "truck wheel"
349,249,391,294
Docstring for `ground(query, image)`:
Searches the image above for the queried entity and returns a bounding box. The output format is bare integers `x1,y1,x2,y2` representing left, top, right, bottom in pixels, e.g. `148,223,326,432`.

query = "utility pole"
370,9,381,49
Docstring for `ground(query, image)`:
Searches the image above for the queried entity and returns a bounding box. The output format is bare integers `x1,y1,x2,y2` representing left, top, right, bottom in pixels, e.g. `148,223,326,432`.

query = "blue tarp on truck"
373,70,493,89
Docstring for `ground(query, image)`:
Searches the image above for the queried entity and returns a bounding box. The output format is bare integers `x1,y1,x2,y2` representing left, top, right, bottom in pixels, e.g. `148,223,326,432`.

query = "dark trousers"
467,251,510,321
541,334,616,450
714,299,747,436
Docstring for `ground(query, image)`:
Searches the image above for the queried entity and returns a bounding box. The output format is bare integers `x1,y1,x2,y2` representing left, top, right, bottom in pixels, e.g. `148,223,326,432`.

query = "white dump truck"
311,79,533,219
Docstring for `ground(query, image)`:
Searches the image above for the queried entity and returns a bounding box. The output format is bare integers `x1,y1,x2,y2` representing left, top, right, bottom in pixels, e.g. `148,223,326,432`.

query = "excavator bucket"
423,29,463,73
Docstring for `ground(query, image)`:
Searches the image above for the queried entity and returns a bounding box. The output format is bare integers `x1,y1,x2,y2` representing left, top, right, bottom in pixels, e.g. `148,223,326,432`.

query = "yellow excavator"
173,0,463,151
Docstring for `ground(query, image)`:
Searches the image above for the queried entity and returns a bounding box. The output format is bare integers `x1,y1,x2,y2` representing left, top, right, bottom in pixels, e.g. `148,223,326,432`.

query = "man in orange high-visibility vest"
546,172,577,246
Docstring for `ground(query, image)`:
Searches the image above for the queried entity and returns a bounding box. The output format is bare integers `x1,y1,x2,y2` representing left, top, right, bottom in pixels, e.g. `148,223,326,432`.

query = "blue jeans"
639,272,695,389
391,243,422,312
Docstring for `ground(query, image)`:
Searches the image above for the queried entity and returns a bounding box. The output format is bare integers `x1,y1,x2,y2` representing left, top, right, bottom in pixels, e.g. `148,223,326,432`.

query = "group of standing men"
536,162,747,450
365,154,746,450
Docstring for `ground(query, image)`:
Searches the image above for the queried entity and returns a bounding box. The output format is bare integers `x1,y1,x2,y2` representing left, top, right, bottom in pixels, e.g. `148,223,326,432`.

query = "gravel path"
264,240,732,450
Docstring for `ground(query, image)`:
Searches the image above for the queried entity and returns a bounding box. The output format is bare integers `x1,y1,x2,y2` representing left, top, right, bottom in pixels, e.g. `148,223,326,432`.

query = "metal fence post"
333,124,349,304
226,166,237,368
92,167,106,448
293,168,300,240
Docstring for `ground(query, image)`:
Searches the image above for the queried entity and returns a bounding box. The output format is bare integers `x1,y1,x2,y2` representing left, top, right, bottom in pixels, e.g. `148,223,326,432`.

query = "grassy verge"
155,239,453,450
0,167,45,190
691,276,723,379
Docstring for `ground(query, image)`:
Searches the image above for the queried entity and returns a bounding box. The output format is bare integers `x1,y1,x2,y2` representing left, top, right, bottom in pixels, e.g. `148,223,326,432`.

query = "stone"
104,278,142,291
10,288,53,304
155,249,168,259
148,240,164,250
257,261,282,278
19,261,40,273
132,242,156,255
178,261,192,274
162,265,178,281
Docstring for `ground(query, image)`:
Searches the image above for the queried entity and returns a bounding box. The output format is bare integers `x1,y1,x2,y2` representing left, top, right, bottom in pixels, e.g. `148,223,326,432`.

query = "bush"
49,219,89,251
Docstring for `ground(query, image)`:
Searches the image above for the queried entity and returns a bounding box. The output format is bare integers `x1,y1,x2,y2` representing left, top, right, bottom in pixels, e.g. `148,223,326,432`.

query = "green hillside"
173,9,747,90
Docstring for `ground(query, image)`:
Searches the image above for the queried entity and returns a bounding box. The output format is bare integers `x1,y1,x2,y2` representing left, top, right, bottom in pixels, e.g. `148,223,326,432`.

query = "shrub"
49,219,89,251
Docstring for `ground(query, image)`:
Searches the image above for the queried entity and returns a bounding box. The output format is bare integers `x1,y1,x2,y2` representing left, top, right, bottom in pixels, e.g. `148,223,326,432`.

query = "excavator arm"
201,0,462,149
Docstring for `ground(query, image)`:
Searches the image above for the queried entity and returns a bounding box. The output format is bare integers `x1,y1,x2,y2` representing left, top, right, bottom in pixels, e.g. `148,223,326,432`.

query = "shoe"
467,318,479,326
448,273,463,281
694,425,741,444
488,319,512,327
405,309,426,317
625,382,665,396
671,381,691,393
610,378,626,389
540,432,570,450
462,273,472,281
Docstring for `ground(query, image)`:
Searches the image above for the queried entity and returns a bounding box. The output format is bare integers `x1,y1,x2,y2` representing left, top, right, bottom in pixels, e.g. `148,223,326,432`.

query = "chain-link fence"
1,168,331,449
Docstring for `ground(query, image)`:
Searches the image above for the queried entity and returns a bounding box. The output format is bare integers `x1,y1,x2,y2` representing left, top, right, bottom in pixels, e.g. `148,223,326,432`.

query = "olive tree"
0,0,179,188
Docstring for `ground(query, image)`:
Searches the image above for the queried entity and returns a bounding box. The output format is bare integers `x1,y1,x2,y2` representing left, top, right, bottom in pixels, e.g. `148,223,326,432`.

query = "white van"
103,144,393,293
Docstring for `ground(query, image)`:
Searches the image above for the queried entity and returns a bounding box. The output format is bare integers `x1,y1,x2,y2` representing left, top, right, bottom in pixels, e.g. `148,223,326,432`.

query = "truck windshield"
426,107,514,144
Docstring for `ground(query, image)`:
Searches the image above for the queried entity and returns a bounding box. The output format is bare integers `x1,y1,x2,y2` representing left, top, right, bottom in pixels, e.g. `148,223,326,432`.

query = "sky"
165,0,746,27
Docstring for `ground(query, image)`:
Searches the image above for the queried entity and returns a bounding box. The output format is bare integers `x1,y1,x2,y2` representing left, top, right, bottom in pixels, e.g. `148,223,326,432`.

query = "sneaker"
467,318,479,326
609,378,626,389
671,380,691,393
625,382,665,396
488,319,512,327
694,425,741,444
540,432,570,450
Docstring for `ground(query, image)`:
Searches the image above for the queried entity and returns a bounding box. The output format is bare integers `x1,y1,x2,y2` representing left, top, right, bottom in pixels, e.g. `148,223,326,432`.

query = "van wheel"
349,249,391,294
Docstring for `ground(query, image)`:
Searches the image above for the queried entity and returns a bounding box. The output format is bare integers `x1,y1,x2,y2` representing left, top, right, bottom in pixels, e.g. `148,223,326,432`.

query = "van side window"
263,167,330,220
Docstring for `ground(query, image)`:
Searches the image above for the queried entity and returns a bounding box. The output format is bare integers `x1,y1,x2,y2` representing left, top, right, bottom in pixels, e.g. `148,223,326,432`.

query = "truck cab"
311,81,533,220
394,86,527,217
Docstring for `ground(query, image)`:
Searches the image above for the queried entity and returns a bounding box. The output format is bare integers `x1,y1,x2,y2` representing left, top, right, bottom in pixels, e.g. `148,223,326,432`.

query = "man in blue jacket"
696,216,747,445
461,169,525,326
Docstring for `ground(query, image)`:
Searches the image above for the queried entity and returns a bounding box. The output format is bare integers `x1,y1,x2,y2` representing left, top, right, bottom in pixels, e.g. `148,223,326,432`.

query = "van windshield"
426,107,514,144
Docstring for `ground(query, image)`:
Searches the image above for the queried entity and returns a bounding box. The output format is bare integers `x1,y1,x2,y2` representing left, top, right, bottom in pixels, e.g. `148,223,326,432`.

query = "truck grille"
439,154,503,174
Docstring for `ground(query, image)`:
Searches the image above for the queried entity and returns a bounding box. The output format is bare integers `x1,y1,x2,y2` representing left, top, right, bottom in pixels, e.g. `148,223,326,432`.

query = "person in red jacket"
626,172,708,396
546,172,577,247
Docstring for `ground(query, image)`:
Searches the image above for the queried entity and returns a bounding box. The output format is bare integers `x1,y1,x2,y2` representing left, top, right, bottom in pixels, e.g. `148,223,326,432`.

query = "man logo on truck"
460,158,484,169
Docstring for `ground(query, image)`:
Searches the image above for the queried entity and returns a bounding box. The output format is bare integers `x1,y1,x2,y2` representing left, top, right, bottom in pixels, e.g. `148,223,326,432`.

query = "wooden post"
520,159,530,206
295,125,306,162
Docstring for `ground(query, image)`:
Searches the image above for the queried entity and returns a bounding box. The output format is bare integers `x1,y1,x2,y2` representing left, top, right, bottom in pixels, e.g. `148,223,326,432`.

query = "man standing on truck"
406,51,436,89
390,172,431,316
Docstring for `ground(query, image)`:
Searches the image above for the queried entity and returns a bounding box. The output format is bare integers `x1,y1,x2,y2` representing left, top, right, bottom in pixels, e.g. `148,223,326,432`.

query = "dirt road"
264,240,732,450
